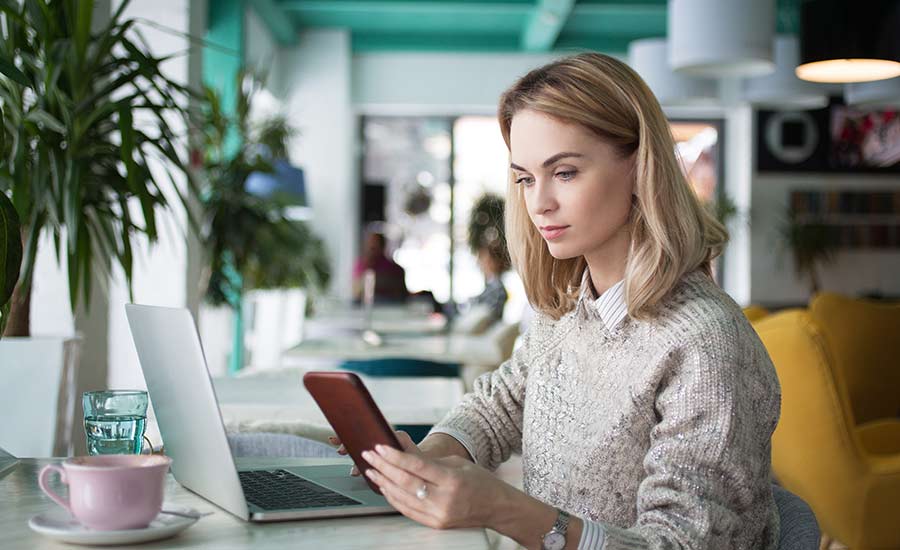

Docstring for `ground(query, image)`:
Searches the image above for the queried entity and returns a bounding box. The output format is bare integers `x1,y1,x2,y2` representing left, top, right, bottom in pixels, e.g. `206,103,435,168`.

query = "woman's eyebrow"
510,152,585,172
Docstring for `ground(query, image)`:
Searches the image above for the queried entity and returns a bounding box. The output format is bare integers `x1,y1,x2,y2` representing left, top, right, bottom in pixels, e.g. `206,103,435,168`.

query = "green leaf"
118,105,137,193
0,56,28,86
0,191,22,307
73,0,94,66
25,109,66,134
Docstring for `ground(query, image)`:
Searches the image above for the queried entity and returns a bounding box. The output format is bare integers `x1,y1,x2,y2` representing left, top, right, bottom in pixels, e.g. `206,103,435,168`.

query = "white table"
284,333,505,366
3,457,490,549
214,372,465,442
305,307,447,336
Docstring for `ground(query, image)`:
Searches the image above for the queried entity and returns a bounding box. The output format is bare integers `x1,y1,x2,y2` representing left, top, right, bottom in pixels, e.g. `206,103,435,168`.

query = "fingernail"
365,469,376,479
362,450,372,460
375,444,386,454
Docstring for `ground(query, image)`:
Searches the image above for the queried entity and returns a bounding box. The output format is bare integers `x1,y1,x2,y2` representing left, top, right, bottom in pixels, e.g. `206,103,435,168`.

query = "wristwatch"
541,508,570,550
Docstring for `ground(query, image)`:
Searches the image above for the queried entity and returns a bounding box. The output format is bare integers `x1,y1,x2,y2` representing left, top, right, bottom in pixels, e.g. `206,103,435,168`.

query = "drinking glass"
83,390,149,455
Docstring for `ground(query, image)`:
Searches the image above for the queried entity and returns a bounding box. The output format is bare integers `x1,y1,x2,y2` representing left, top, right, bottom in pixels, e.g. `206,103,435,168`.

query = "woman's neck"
583,226,629,296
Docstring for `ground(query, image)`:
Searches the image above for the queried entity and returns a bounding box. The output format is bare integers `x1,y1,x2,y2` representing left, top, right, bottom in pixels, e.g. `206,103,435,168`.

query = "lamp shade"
743,35,829,109
629,38,718,106
669,0,775,77
797,0,900,83
845,77,900,107
245,159,307,206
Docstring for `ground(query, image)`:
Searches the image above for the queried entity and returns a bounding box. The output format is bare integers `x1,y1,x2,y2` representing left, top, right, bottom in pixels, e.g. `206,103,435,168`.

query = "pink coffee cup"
38,454,172,530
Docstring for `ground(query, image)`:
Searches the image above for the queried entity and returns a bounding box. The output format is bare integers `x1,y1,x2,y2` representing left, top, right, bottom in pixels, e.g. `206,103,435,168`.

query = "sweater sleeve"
427,317,543,471
589,327,781,550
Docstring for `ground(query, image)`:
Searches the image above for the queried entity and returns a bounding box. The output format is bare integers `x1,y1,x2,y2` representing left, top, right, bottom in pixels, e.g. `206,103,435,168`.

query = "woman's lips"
540,225,569,240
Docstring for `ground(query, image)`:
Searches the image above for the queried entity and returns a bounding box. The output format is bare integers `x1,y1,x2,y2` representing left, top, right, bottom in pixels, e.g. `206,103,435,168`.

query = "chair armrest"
856,419,900,455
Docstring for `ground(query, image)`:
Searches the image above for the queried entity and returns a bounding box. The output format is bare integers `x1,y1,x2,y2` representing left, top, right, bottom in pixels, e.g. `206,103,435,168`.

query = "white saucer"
28,504,201,546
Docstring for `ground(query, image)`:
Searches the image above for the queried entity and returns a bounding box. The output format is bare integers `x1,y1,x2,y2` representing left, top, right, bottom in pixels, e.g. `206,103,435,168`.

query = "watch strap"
553,508,570,535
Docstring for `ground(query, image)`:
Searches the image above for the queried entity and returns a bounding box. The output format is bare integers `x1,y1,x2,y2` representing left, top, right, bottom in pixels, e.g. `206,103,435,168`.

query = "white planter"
0,337,81,457
245,289,307,370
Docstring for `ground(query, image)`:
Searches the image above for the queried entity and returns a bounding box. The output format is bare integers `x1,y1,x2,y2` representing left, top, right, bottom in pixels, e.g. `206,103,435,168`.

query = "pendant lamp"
669,0,775,77
797,0,900,83
744,35,829,109
629,38,718,106
845,77,900,107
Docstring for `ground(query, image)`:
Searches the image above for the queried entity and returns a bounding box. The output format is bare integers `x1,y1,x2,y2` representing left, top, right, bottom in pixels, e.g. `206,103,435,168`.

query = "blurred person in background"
352,231,409,304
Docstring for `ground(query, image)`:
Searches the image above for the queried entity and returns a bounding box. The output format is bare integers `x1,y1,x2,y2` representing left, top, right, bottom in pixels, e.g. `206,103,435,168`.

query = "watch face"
542,531,566,550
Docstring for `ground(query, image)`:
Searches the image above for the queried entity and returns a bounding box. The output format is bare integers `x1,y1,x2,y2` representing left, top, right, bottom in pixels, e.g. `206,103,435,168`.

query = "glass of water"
83,390,149,455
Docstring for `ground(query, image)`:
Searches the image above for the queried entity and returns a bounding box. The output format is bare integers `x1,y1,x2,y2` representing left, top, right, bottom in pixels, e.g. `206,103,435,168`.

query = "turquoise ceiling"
267,0,804,53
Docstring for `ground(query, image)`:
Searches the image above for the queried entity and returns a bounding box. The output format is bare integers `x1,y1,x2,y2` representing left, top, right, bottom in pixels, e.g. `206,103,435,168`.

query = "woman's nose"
529,180,557,216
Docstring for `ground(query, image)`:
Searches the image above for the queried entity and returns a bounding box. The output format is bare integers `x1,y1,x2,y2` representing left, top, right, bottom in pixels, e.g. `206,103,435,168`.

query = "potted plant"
0,0,197,336
0,0,197,456
198,72,329,373
779,208,839,296
0,191,22,337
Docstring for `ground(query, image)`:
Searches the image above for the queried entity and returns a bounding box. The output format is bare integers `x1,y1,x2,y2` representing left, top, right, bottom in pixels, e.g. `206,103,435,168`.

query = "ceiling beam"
250,0,298,46
521,0,575,52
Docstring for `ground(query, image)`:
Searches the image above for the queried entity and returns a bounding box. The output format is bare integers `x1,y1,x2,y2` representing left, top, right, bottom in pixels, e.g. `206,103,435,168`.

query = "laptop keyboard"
239,469,362,511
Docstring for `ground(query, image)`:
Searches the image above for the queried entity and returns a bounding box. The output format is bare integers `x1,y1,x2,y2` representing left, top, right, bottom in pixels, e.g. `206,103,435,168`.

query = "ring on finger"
415,484,428,500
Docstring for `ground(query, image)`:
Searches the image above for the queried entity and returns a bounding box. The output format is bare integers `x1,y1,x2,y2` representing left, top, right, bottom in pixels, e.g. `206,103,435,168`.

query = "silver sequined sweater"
430,271,781,550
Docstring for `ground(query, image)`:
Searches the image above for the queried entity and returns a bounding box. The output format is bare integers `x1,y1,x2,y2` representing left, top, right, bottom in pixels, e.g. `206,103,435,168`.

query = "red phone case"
303,371,402,493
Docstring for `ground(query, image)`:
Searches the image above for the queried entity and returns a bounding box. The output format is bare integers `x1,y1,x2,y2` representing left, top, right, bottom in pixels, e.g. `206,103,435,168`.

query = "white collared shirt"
577,269,628,330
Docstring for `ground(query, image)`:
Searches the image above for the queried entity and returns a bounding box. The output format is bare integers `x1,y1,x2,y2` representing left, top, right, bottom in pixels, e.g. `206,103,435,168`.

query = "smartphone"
302,371,402,493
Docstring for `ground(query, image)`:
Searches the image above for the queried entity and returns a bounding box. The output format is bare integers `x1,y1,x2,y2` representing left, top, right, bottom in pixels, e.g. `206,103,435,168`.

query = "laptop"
125,303,397,522
0,446,18,480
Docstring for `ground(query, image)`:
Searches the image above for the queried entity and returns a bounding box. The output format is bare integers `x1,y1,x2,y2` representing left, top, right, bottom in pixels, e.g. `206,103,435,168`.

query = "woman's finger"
379,485,441,528
362,449,432,493
366,467,435,519
395,430,419,453
373,444,447,483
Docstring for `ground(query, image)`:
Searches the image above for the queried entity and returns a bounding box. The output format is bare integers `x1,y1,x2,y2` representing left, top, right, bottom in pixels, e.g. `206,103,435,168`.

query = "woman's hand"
328,431,422,476
360,443,515,530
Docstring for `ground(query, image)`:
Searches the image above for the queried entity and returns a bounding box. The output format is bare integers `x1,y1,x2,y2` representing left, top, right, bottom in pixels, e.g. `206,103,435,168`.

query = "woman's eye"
556,170,577,181
515,176,534,186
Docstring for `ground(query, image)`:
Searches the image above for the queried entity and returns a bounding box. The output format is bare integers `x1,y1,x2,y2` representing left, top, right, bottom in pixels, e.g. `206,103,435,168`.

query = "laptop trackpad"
284,465,371,493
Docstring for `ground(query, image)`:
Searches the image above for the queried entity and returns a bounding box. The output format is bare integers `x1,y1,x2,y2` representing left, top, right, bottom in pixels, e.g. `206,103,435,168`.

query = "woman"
335,53,780,550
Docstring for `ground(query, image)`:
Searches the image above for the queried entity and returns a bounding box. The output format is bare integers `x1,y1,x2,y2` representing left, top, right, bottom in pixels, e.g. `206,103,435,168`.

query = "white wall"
105,0,192,393
353,52,564,115
277,30,358,300
244,6,279,78
750,172,900,305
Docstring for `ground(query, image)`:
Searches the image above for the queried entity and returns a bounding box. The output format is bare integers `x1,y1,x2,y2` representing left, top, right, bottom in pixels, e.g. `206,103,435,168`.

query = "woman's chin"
545,242,579,260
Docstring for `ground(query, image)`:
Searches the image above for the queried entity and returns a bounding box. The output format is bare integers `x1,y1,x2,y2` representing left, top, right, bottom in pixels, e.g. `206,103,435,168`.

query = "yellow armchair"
754,310,900,549
809,292,900,428
743,304,771,323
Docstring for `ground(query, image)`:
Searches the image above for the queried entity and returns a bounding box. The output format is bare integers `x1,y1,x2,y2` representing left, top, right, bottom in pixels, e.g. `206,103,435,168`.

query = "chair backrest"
809,292,900,425
753,311,866,544
451,304,495,335
0,337,81,457
226,432,335,458
772,484,820,550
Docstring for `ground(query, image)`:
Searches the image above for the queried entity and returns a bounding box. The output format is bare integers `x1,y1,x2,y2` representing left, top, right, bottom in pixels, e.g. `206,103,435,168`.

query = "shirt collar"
577,268,628,330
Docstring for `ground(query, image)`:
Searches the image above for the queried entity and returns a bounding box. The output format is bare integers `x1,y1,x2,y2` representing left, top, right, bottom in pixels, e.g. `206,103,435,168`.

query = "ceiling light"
629,38,718,106
744,35,829,109
845,77,900,107
797,0,900,83
669,0,775,77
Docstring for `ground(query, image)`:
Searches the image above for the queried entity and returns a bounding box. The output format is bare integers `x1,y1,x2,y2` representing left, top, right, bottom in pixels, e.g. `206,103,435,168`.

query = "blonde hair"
498,52,728,320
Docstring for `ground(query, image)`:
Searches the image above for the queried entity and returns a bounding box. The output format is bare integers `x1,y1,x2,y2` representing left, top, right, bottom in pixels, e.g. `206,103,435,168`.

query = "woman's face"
509,109,635,264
